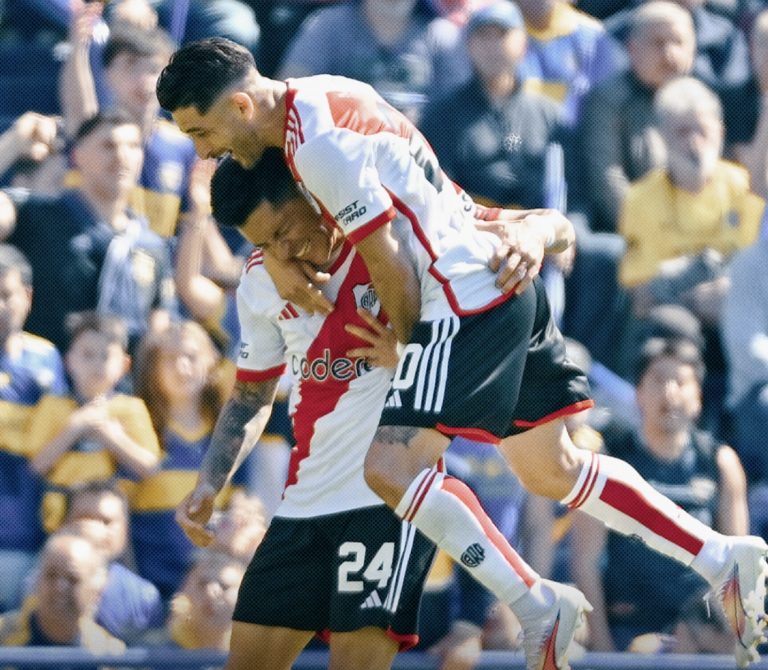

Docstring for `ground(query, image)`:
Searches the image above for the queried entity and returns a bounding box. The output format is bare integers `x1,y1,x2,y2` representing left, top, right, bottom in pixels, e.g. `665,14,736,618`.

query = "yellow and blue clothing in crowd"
0,333,66,609
0,595,125,666
66,118,197,240
128,421,249,600
26,393,160,533
522,2,619,127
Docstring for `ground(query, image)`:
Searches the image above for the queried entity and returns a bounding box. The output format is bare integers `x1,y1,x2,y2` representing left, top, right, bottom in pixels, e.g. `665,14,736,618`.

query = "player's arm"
474,205,575,255
474,204,576,295
176,376,279,546
353,223,421,344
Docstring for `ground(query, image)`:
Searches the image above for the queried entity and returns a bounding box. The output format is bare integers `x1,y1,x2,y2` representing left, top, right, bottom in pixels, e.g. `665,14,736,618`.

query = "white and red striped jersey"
283,75,512,321
236,243,393,517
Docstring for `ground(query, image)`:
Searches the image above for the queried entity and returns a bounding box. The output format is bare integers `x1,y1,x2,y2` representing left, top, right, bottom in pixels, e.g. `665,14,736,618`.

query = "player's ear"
230,92,255,120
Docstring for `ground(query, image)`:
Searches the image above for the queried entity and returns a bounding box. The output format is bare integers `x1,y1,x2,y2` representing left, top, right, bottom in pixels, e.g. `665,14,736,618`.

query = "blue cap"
467,0,525,32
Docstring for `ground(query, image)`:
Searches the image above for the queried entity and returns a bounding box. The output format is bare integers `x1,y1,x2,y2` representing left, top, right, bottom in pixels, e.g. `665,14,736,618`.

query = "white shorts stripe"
384,521,416,613
417,317,459,413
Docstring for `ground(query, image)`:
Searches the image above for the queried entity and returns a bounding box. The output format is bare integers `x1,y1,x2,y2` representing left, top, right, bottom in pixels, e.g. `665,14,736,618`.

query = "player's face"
636,356,701,436
173,94,266,167
240,195,343,268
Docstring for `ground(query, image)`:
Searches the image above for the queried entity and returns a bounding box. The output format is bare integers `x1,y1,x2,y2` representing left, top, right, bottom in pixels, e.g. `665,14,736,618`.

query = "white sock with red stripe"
395,468,555,615
563,452,727,579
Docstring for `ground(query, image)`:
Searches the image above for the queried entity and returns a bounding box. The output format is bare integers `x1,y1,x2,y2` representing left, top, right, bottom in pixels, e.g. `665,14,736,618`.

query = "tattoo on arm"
202,378,279,491
375,425,420,447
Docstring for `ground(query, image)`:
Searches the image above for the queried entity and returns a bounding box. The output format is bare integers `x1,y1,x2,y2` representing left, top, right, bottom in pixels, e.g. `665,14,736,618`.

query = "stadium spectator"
619,76,764,435
419,1,567,215
27,311,160,533
131,319,243,599
208,491,268,563
721,234,768,485
576,1,695,232
59,19,195,240
571,337,748,651
0,112,65,193
729,8,768,199
152,549,246,651
0,111,176,353
152,0,261,56
277,0,473,123
0,244,66,611
58,481,164,643
605,0,752,99
60,16,245,351
0,532,124,664
516,0,620,127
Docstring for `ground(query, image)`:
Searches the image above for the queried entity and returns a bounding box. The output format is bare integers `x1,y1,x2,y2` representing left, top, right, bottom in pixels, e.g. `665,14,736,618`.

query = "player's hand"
176,483,218,547
345,308,399,368
488,216,546,295
263,254,334,316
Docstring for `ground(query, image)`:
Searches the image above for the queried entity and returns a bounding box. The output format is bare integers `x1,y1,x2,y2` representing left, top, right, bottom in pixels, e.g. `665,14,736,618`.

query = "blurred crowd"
0,0,768,667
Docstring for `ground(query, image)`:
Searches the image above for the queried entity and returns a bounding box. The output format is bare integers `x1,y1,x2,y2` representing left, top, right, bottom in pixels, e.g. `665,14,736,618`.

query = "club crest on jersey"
353,283,380,317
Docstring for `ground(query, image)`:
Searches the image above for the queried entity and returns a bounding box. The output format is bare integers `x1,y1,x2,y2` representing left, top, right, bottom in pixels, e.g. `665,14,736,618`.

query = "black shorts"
380,277,592,441
233,506,435,650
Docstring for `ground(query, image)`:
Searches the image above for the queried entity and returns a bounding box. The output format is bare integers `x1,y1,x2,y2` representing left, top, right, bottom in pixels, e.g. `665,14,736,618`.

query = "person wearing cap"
420,0,566,219
276,0,473,123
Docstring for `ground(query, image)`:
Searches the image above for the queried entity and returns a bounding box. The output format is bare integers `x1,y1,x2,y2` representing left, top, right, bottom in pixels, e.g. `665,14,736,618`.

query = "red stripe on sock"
441,476,537,587
404,470,438,522
599,478,704,556
568,452,599,510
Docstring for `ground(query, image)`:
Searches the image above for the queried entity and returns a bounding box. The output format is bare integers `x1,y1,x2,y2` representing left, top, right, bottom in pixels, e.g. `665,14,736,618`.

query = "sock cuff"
561,451,601,508
395,467,444,521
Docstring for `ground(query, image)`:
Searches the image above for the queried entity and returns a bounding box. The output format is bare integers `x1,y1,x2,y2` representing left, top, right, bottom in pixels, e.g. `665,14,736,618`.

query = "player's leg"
225,622,313,670
324,507,434,670
500,418,768,666
328,627,399,670
230,516,335,668
367,289,590,668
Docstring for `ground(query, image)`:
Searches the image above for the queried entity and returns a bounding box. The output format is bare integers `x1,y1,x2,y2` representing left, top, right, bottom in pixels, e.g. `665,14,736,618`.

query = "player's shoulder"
237,250,282,311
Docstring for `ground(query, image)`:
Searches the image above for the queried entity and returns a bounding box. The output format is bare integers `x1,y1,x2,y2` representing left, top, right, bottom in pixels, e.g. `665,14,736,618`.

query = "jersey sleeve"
235,273,287,381
292,130,396,245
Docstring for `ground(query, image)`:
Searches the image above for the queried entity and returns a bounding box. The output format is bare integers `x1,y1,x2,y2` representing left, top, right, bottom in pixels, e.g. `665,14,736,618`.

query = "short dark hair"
64,310,129,352
211,149,299,229
633,336,705,386
103,24,175,68
0,243,32,286
156,37,256,114
73,109,138,146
